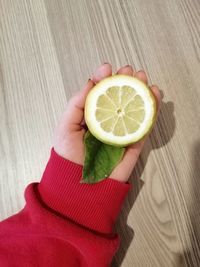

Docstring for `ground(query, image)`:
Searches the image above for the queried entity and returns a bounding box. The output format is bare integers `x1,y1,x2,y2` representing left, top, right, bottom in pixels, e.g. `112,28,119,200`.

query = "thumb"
62,79,95,130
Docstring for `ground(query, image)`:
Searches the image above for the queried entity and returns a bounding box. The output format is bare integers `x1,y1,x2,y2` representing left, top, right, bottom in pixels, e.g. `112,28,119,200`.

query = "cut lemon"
84,74,156,147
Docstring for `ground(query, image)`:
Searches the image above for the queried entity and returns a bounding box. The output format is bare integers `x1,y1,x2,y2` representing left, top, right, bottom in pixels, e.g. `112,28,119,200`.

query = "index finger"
63,79,94,129
63,63,112,128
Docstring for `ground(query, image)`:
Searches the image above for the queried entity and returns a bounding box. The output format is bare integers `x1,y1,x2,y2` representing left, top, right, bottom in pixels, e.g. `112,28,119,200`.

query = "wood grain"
0,0,200,266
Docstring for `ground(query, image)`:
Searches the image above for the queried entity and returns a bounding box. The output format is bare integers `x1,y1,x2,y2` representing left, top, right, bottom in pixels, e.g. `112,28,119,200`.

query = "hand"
53,63,161,183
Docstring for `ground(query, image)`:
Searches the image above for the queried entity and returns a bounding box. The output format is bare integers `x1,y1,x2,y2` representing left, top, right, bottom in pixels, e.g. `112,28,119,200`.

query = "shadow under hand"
111,100,175,267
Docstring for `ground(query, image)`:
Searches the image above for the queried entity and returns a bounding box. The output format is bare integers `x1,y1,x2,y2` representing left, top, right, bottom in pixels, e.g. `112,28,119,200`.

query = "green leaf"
82,131,125,184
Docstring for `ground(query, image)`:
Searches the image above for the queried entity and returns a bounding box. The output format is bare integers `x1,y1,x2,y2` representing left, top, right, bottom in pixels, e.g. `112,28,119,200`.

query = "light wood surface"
0,0,200,266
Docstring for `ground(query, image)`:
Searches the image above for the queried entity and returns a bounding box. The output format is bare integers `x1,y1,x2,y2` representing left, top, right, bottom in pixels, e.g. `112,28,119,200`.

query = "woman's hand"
53,63,161,182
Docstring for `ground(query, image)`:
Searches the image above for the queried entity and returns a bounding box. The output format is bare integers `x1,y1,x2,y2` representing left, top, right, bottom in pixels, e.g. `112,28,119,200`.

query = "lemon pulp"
85,75,156,146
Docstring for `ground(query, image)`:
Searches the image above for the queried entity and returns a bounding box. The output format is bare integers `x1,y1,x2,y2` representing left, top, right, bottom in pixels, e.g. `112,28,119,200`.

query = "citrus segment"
106,86,120,106
123,115,140,133
100,116,117,132
127,109,145,122
120,86,136,107
96,95,116,109
113,117,126,136
95,109,115,122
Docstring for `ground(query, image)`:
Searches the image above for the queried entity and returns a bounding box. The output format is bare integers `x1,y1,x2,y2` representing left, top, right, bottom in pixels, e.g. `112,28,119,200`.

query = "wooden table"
0,0,200,266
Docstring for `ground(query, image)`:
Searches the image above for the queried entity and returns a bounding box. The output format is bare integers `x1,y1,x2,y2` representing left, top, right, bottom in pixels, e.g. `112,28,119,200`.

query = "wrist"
38,148,131,234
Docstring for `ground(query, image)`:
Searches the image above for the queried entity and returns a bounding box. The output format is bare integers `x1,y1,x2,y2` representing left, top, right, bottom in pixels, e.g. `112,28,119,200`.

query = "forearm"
0,149,131,267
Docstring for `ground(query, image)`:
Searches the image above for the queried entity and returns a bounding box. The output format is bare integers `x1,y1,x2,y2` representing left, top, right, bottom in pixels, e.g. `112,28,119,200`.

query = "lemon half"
84,75,156,147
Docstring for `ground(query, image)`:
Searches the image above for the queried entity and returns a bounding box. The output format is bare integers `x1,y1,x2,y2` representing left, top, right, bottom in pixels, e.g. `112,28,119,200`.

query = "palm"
53,121,85,165
53,64,161,182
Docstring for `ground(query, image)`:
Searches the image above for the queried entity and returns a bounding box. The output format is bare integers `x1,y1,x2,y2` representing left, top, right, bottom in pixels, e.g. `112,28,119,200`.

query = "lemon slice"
84,75,156,147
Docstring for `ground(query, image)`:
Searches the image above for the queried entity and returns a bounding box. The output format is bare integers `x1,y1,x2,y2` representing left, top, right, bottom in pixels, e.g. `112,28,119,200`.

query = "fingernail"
87,78,93,83
87,78,95,85
124,64,132,68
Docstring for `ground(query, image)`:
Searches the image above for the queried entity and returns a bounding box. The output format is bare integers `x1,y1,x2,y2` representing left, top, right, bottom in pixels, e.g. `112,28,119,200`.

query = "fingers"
61,63,162,140
150,85,162,112
92,63,112,83
62,63,112,129
61,79,95,129
66,63,113,127
134,70,161,111
117,65,134,76
134,70,148,84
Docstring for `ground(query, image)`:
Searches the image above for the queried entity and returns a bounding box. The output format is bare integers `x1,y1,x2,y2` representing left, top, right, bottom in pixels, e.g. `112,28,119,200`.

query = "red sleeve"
0,149,131,267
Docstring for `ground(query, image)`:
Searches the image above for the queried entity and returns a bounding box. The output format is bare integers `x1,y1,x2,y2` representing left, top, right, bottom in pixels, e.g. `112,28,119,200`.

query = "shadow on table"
111,100,175,267
172,143,200,266
183,141,200,266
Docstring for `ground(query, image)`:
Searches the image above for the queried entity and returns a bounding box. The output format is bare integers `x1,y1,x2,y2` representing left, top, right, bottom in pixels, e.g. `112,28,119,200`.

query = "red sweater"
0,149,131,267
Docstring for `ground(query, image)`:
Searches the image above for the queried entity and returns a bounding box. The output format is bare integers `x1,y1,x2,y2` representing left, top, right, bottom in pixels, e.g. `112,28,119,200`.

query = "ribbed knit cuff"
38,148,131,234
